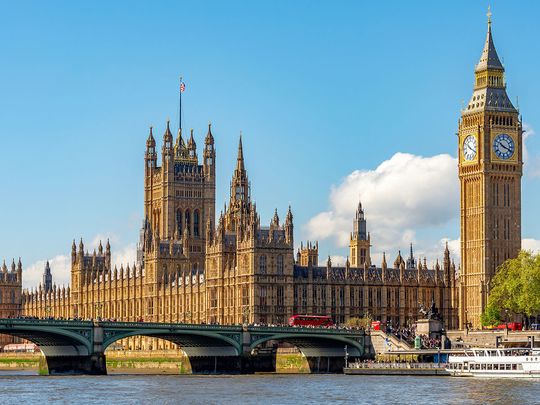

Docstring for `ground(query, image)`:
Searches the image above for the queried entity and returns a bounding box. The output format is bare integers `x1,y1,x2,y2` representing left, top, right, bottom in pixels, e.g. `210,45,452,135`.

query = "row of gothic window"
0,291,16,304
258,255,284,275
176,209,200,238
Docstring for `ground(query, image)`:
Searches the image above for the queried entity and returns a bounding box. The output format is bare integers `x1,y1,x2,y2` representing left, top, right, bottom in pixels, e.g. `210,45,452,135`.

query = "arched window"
0,291,2,304
277,255,284,275
185,210,191,235
10,291,15,304
193,210,200,238
176,209,183,236
259,255,267,274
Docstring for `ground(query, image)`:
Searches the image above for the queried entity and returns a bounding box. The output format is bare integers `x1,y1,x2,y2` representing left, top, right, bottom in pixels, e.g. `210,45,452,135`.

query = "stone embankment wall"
0,349,311,374
446,330,540,348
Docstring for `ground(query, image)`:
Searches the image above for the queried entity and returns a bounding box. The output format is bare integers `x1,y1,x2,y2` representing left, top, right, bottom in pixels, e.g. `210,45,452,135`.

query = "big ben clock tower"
458,10,523,328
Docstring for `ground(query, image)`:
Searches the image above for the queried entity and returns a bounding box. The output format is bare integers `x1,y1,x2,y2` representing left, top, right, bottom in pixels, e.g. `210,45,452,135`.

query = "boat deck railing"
348,362,447,370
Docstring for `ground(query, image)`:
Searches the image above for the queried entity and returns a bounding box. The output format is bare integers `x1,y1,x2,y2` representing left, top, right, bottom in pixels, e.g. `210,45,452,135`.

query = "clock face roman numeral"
463,135,477,161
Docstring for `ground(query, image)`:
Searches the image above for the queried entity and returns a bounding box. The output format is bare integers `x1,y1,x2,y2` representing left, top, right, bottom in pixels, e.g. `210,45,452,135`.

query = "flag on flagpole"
180,81,186,93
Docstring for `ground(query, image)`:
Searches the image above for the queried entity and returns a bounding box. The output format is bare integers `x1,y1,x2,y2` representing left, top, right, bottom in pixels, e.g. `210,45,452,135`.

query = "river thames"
0,372,539,404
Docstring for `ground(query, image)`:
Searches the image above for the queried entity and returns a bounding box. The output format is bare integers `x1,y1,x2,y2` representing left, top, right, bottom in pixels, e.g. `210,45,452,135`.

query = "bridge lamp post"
186,311,192,324
44,306,51,320
95,302,103,320
242,307,250,325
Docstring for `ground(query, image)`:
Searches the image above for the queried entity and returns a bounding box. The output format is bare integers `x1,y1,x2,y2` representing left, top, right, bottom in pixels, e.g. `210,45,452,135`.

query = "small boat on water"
447,348,540,378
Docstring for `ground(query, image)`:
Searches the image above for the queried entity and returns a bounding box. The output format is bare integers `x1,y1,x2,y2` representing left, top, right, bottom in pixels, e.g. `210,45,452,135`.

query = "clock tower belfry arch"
458,11,523,328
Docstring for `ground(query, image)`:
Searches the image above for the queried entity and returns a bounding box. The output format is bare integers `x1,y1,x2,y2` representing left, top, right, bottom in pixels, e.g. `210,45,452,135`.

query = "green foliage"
480,303,501,327
486,250,540,318
346,314,372,329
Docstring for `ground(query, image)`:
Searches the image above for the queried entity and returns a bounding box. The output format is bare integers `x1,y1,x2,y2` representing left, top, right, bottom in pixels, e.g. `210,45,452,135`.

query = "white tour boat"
447,348,540,378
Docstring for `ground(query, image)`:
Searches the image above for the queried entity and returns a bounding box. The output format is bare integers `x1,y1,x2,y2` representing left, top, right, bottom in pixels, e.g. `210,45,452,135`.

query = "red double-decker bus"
288,315,334,327
496,322,523,331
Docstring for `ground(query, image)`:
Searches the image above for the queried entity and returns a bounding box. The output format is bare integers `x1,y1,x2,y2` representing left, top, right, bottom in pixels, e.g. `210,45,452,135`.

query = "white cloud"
523,238,540,253
305,152,460,263
329,255,347,267
523,123,540,178
23,255,71,289
111,243,138,269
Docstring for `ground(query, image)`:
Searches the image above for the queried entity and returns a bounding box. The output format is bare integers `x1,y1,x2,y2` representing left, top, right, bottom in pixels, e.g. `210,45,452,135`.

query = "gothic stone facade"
21,128,458,333
0,260,22,346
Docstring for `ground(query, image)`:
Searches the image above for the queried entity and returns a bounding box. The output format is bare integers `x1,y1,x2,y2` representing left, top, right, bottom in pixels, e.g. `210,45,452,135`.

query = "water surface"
0,372,538,404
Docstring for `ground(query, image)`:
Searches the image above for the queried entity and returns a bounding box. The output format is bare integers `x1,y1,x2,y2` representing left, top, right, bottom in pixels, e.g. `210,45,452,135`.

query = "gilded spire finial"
487,5,492,27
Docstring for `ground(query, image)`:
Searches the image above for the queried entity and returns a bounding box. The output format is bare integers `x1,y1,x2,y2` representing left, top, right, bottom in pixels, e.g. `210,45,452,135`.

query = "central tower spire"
236,134,245,173
230,133,250,208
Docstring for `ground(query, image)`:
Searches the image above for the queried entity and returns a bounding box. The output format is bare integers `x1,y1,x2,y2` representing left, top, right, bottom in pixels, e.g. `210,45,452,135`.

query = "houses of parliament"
0,13,524,344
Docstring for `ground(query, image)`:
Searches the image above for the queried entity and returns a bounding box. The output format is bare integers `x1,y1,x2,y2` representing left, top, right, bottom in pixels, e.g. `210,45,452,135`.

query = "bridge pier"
187,356,243,374
305,356,346,373
46,353,107,375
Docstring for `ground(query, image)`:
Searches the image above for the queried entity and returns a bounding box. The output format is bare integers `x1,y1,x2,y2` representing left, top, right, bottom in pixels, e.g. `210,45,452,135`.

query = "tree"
480,303,501,327
484,250,540,322
346,313,373,329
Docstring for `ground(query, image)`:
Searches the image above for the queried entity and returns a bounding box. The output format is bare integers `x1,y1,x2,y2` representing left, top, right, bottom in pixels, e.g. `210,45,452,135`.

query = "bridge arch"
249,332,364,357
102,328,242,357
0,324,93,357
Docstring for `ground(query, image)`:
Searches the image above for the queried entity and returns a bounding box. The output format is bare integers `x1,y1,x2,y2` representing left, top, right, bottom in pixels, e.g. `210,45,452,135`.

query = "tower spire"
476,7,503,73
236,133,245,172
229,133,250,208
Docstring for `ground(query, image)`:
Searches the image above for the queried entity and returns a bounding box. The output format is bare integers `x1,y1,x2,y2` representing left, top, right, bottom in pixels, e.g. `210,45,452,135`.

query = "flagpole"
179,76,183,132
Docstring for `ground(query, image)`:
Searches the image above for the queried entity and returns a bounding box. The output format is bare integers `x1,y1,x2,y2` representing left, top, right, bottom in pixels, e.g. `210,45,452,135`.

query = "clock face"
493,134,515,160
463,135,477,161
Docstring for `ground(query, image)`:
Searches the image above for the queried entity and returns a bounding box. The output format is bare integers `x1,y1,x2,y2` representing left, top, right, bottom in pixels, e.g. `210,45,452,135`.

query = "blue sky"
1,1,539,286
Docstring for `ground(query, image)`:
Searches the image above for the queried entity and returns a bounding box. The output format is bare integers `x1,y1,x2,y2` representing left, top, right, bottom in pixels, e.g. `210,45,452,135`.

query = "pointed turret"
464,8,516,114
205,122,214,145
146,126,156,148
285,205,294,245
43,260,52,293
230,133,250,209
175,128,185,150
272,208,279,227
203,122,216,178
286,205,293,223
475,8,503,73
162,120,174,166
393,250,404,269
163,120,173,145
406,243,416,269
352,200,367,240
187,129,197,158
350,199,370,267
236,134,245,173
145,126,158,173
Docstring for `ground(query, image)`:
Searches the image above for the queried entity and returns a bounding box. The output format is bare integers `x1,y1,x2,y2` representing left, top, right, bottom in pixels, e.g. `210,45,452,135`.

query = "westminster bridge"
0,319,369,375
